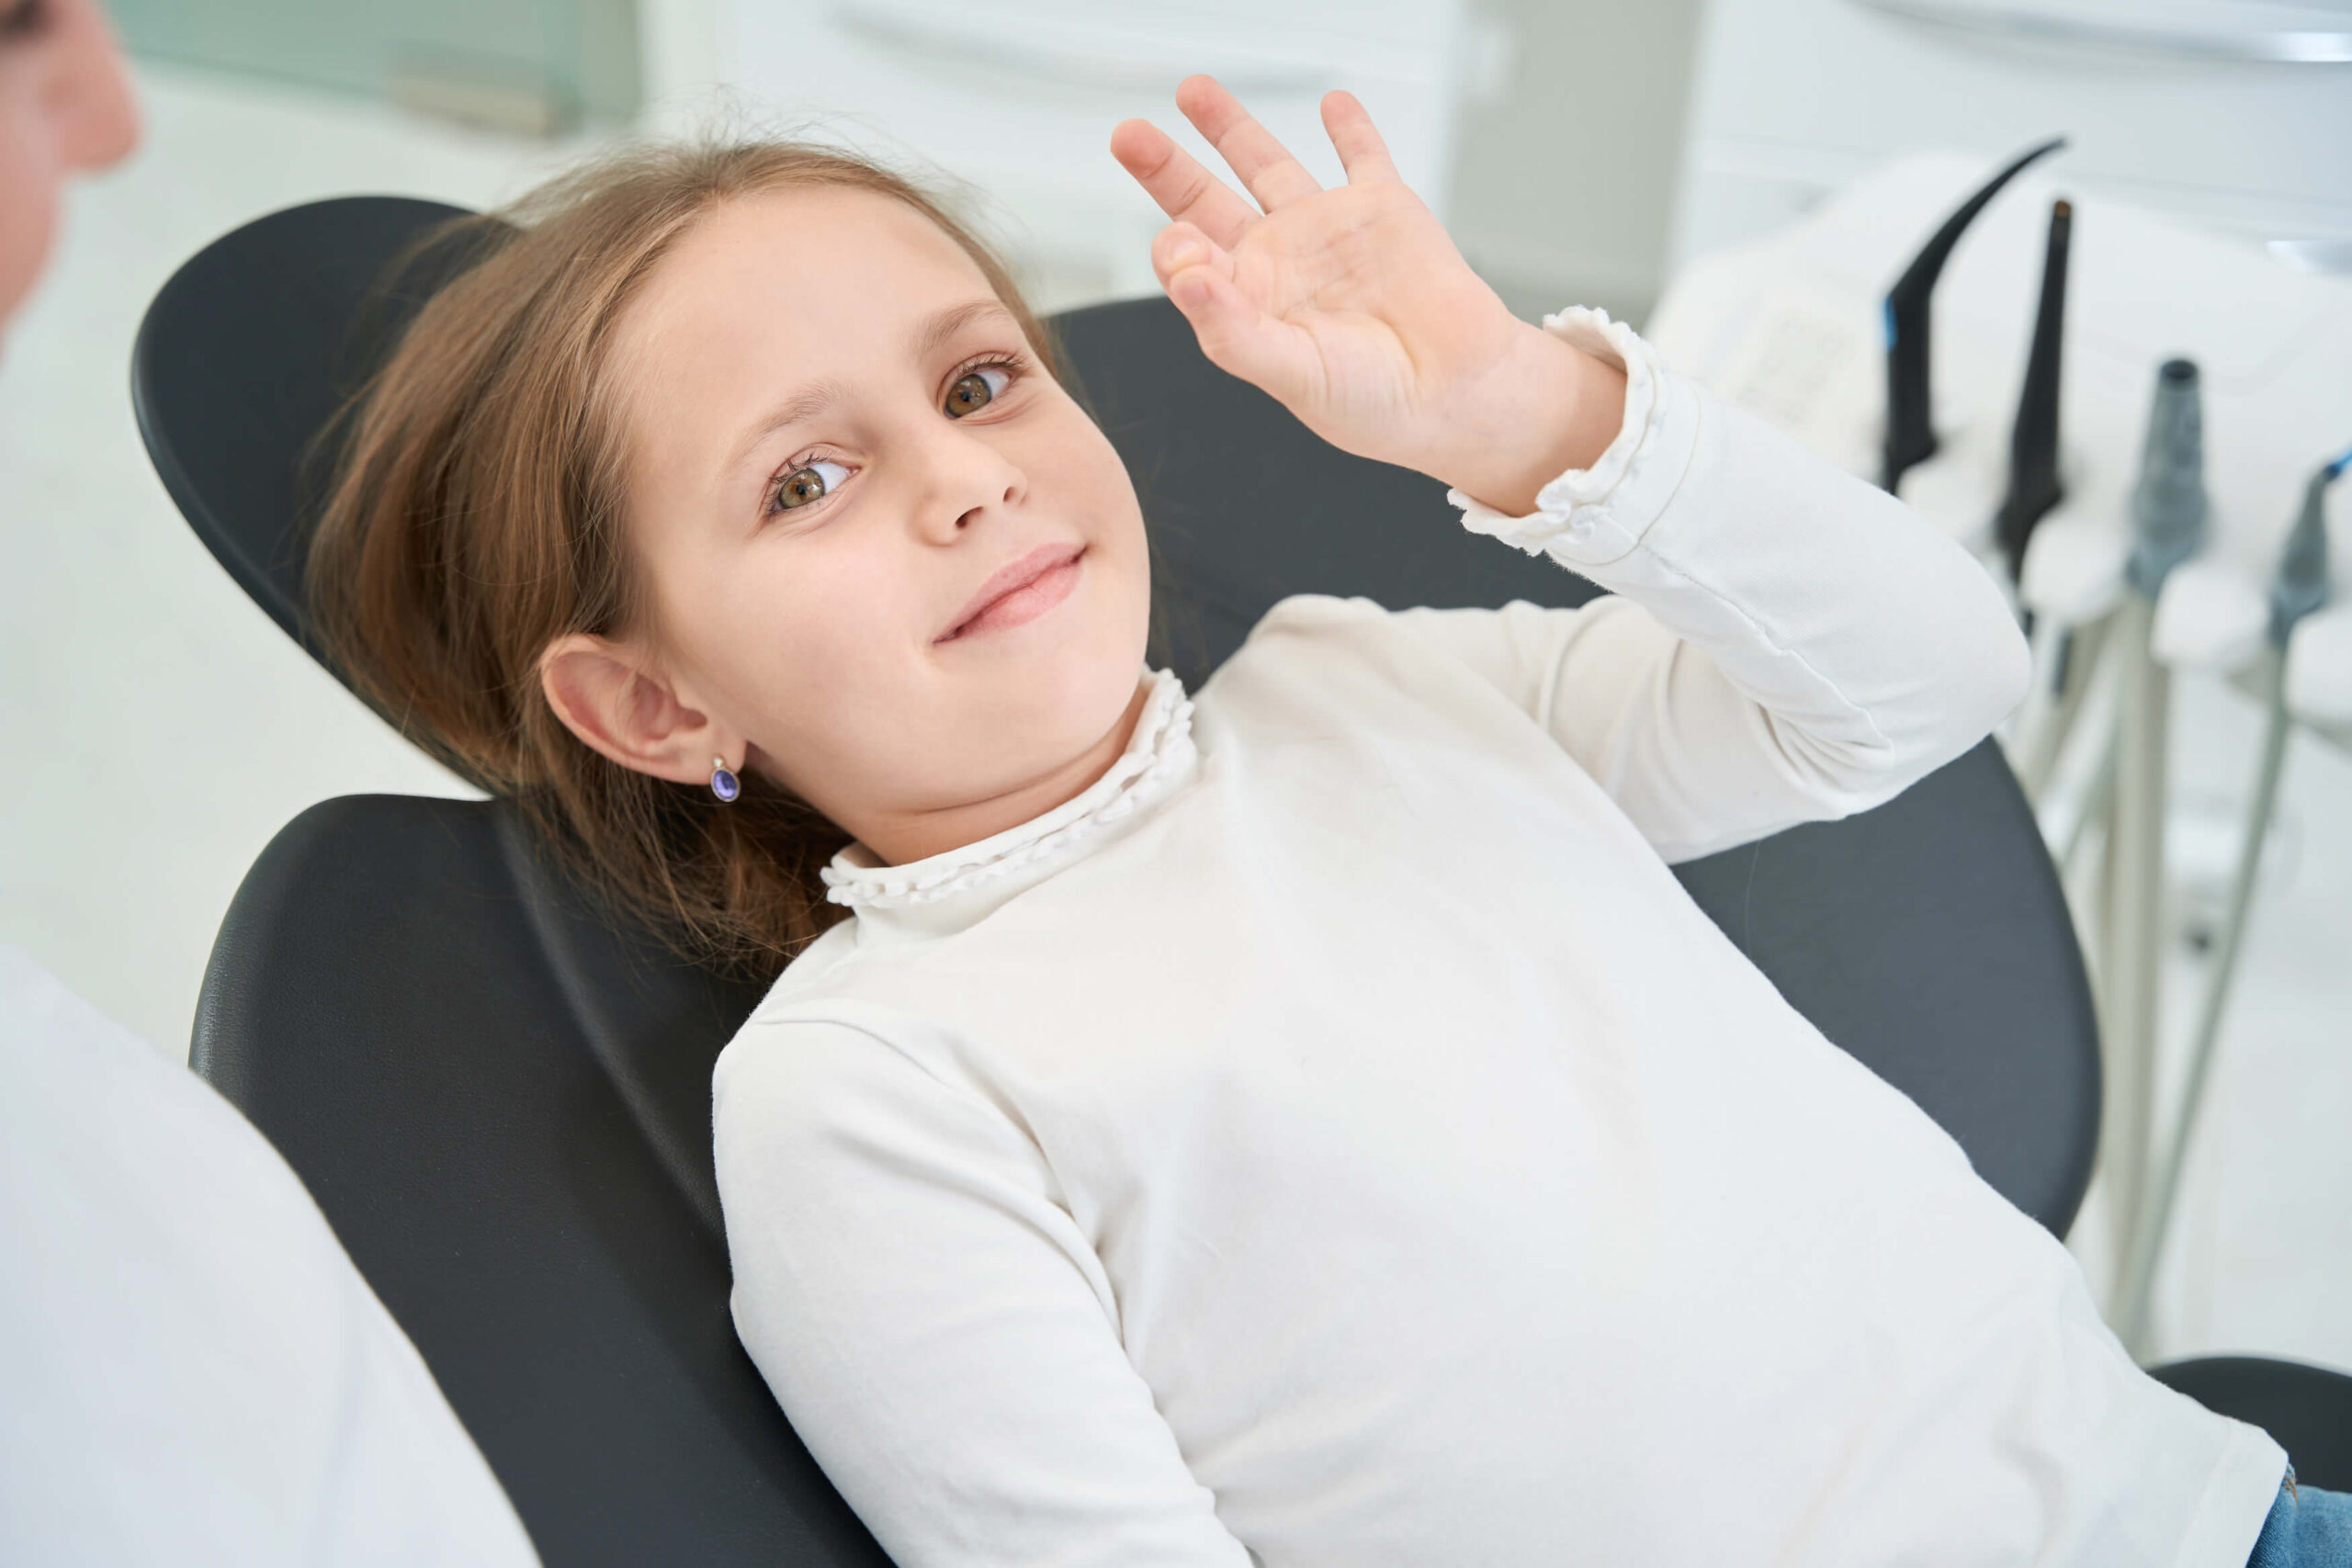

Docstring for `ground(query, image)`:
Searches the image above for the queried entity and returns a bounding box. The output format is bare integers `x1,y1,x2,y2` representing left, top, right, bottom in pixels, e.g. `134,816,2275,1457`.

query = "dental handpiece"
1881,135,2066,495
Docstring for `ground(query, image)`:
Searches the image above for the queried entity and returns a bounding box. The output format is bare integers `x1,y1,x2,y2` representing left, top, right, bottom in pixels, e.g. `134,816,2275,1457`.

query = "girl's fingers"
1161,258,1314,406
1149,221,1235,293
1175,73,1322,212
1320,90,1398,185
1109,119,1260,250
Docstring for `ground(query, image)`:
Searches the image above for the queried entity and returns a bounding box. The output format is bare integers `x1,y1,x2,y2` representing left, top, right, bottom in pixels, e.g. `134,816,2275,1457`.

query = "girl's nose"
913,427,1027,544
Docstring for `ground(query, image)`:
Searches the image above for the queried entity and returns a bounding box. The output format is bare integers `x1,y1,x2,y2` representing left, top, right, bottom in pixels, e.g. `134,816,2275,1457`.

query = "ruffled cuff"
1445,307,1702,569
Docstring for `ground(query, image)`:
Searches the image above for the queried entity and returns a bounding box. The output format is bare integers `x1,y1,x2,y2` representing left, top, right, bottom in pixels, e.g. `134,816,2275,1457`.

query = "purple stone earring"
709,756,741,803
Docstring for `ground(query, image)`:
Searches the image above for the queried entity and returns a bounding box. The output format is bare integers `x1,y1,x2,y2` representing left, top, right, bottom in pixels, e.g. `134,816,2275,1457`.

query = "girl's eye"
774,457,852,513
0,0,52,40
944,365,1012,419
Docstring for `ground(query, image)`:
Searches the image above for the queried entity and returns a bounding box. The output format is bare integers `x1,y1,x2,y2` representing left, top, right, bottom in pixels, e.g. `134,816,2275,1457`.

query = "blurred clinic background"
3,0,2348,1370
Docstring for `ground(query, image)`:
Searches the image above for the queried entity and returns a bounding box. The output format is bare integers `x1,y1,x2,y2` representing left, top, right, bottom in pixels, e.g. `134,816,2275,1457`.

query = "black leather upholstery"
145,197,2114,1564
196,795,882,1566
131,196,493,667
2151,1357,2352,1492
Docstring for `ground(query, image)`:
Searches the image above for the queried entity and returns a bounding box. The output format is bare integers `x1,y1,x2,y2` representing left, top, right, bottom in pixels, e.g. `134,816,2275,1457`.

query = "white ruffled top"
818,665,1198,916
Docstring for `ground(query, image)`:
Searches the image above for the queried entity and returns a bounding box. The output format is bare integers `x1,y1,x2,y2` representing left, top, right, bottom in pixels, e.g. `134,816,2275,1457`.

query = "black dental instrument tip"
1995,197,2073,581
1880,134,2067,495
2125,358,2210,600
2268,454,2344,647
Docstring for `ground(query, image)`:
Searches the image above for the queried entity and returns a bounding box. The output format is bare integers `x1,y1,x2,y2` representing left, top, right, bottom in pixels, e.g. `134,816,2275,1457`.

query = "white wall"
1446,0,1705,325
637,0,1706,322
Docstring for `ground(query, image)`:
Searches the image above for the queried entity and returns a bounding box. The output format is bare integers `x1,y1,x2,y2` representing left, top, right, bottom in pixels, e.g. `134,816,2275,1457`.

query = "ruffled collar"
820,668,1196,916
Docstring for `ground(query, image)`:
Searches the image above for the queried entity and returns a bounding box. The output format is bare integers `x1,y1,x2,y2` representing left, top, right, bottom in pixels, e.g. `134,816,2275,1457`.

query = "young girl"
311,77,2330,1568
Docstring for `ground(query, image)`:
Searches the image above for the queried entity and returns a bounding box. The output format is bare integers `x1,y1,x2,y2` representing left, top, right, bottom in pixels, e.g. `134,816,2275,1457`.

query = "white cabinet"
1672,0,2352,268
650,0,1472,302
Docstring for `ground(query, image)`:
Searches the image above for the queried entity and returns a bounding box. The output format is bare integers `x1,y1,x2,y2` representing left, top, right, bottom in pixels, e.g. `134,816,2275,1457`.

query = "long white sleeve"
714,1017,1254,1568
1395,309,2031,863
0,947,540,1568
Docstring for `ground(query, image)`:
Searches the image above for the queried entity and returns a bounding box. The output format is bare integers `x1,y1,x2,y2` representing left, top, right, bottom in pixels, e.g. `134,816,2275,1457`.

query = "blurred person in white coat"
0,3,539,1562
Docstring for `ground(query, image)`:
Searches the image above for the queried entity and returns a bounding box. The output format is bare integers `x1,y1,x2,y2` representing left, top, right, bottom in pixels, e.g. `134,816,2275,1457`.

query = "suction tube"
2098,355,2211,1297
2126,358,2211,597
2267,449,2348,642
1995,199,2073,581
1881,135,2066,494
2114,451,2345,1356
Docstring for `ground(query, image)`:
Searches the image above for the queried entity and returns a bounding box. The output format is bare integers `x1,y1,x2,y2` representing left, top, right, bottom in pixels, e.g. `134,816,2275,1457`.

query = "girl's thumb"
1166,266,1295,400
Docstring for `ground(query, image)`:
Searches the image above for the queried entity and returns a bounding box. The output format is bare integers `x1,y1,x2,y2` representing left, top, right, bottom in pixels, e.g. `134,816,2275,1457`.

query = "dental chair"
131,197,2351,1565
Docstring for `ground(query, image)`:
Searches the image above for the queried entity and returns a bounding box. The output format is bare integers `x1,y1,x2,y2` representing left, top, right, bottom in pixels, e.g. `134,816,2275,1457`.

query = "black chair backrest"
137,198,2099,1566
2149,1358,2352,1491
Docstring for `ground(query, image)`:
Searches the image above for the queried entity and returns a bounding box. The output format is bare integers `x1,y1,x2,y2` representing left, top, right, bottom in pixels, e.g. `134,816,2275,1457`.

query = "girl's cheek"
762,528,910,662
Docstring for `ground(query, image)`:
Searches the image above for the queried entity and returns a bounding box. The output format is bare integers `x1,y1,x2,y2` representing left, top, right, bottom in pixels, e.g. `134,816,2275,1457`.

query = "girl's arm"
713,1021,1254,1568
1393,308,2030,862
1114,80,2029,860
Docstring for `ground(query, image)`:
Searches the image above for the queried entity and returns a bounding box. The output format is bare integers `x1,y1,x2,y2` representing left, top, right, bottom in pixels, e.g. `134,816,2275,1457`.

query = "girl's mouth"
938,542,1086,642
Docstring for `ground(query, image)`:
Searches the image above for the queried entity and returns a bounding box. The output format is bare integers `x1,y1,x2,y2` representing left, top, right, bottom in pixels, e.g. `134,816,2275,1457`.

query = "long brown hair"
309,141,1069,980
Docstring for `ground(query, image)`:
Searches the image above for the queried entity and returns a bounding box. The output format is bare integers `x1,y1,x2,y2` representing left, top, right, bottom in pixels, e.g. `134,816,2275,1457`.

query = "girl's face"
0,0,140,332
556,186,1153,863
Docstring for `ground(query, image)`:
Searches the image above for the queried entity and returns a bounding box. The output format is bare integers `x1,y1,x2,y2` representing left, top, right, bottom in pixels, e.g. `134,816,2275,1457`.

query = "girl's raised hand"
1110,77,1624,516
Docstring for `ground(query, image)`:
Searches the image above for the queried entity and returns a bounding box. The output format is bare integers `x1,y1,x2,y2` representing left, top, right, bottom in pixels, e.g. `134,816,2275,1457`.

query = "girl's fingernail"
1170,242,1204,271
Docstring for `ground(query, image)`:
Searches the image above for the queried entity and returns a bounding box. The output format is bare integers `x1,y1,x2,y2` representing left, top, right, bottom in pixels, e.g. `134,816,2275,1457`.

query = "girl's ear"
539,633,732,786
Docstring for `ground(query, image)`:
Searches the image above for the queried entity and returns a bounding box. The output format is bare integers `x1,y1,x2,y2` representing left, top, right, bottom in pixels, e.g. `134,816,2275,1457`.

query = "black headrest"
131,197,495,660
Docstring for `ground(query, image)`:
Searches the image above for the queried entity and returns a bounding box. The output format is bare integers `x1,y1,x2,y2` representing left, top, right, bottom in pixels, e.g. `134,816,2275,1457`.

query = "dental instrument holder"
2098,358,2211,1307
2127,361,2211,599
1881,136,2065,495
1995,200,2072,585
2116,452,2340,1357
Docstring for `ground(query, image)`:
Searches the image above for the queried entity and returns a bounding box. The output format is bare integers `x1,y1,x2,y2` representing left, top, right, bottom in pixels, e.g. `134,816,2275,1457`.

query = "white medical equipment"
2114,452,2346,1352
1647,150,2352,1350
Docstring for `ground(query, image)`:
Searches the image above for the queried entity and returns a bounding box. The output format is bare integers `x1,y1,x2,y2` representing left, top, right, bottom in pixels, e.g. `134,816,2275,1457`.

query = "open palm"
1110,77,1540,488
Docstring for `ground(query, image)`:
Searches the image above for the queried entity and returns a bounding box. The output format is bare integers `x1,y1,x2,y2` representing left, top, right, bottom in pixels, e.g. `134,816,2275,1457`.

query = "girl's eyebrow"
910,299,1015,360
727,300,1016,473
729,377,850,472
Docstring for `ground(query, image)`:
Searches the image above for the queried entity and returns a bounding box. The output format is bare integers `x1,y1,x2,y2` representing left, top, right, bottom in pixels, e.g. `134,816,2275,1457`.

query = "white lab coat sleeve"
1393,307,2032,863
712,1017,1254,1568
0,945,540,1568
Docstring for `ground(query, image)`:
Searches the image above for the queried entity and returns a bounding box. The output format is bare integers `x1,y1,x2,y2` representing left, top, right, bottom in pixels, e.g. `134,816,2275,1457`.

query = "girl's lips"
939,544,1086,642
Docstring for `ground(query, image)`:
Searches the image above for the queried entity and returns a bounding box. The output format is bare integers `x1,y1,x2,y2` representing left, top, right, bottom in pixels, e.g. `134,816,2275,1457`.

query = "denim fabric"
2249,1472,2352,1568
